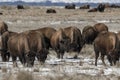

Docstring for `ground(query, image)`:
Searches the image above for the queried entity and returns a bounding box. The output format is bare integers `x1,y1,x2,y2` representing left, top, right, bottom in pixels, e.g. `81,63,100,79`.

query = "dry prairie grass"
16,71,33,80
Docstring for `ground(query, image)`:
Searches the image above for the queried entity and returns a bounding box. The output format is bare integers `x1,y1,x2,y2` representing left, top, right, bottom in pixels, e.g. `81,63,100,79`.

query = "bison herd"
65,3,120,12
0,21,119,67
45,3,120,14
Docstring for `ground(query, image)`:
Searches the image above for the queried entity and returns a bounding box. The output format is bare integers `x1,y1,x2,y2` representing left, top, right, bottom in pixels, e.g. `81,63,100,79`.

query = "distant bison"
0,12,3,15
97,4,105,12
80,5,90,9
35,27,56,49
51,28,70,59
94,31,120,66
65,4,76,9
63,26,83,58
104,3,111,8
82,23,108,45
17,5,24,9
0,21,8,35
88,8,98,12
110,4,120,8
46,9,56,13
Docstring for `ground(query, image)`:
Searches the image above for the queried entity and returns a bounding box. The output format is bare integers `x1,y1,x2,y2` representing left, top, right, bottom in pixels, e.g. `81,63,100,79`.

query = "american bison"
88,8,98,12
82,23,108,45
65,4,76,9
63,26,84,58
94,31,120,66
110,4,120,8
1,31,17,62
51,28,70,59
82,25,97,44
8,33,35,67
23,30,49,65
97,4,105,12
0,12,3,15
46,9,56,13
35,27,56,49
0,21,8,35
17,5,24,9
7,30,49,67
80,5,90,9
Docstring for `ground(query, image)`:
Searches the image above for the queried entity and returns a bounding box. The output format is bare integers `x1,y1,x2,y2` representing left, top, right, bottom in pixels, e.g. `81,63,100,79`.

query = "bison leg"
57,53,60,59
101,54,106,66
57,52,64,59
113,58,117,65
12,56,18,67
95,51,99,66
19,56,26,67
107,55,113,66
60,52,64,59
6,52,10,61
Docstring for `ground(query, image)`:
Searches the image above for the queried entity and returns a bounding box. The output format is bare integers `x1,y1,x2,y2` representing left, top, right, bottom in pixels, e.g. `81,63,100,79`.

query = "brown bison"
17,5,24,9
0,12,3,15
46,9,56,13
80,5,90,9
65,4,76,9
82,23,108,44
63,26,83,58
8,33,35,67
88,8,98,12
7,30,49,67
0,21,8,35
97,4,105,12
23,30,49,65
82,25,97,44
35,27,56,49
94,31,120,66
51,28,70,59
110,4,120,8
0,31,17,62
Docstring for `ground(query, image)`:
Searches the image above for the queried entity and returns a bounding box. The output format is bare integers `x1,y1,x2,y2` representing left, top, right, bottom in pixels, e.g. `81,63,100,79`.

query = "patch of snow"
50,21,61,25
96,20,116,23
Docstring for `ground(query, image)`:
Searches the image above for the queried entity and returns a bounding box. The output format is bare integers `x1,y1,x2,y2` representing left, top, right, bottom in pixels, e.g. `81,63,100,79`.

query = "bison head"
36,49,49,65
25,51,36,67
108,49,120,66
59,37,71,53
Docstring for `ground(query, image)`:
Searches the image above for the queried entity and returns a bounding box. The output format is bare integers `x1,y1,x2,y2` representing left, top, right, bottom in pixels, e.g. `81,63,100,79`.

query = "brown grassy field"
0,6,120,80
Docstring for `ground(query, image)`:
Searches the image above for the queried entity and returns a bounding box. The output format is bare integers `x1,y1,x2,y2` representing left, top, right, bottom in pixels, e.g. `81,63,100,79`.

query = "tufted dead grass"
16,71,33,80
1,67,7,73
